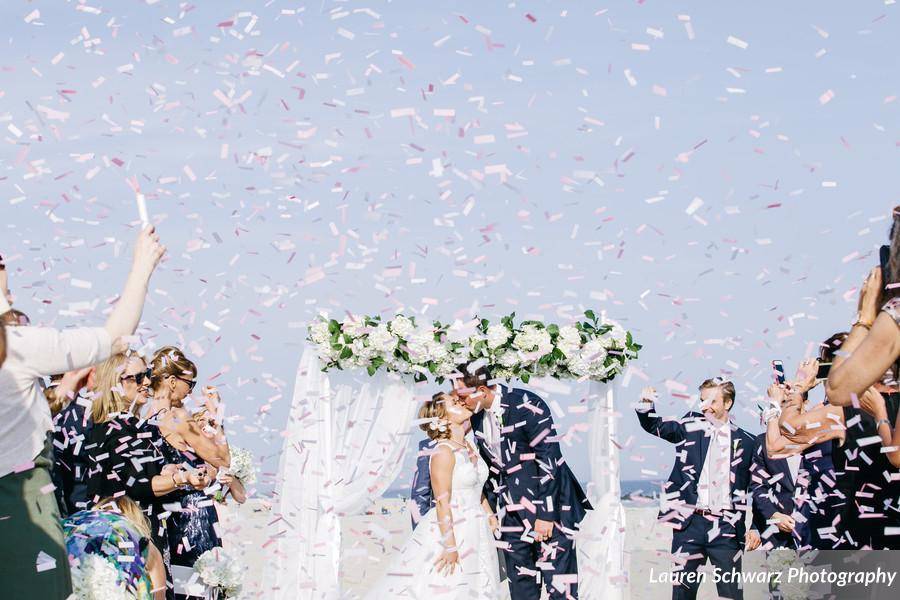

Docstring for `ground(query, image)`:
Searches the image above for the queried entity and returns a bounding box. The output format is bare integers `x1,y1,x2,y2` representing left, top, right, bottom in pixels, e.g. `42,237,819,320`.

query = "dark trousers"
670,514,743,600
0,438,72,600
501,512,579,599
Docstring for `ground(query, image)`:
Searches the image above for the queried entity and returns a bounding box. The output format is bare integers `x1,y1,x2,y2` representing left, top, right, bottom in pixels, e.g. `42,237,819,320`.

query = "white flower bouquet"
194,547,243,599
71,554,133,600
227,446,256,486
308,310,641,384
766,547,810,600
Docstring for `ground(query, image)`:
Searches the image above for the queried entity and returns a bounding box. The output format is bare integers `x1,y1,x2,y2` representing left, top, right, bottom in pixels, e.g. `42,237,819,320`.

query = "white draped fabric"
576,377,629,600
264,348,418,599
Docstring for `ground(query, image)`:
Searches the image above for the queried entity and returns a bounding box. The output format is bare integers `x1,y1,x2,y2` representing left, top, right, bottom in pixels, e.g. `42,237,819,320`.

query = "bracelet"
853,322,872,330
876,418,891,428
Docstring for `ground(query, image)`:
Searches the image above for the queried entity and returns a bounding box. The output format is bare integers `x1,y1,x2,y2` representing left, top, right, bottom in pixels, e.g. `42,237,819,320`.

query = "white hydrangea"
512,324,553,359
368,323,399,354
195,548,244,599
71,554,131,600
308,320,330,345
406,330,441,364
486,324,512,349
557,325,582,359
341,315,366,338
389,315,416,339
599,323,628,349
344,338,375,367
497,350,519,368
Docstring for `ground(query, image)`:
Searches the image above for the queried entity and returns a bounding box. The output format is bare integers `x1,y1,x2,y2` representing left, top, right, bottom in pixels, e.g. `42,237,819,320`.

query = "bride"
365,392,504,599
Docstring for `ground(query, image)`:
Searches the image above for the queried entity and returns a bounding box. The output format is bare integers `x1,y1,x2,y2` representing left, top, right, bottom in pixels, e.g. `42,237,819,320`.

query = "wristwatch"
876,418,891,429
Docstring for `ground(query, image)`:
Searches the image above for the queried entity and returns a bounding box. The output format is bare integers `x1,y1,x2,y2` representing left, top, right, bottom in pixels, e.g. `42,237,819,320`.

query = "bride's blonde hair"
419,393,453,441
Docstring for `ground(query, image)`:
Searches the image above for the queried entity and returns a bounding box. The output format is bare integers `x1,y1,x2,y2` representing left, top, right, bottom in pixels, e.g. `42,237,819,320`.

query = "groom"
453,363,592,599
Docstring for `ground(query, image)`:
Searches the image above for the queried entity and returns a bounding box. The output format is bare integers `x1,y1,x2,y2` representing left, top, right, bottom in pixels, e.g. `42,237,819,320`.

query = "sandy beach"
220,498,770,599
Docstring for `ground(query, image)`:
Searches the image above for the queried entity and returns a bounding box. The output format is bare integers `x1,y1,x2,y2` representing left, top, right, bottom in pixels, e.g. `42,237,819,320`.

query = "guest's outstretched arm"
863,388,900,468
104,226,165,349
826,266,900,406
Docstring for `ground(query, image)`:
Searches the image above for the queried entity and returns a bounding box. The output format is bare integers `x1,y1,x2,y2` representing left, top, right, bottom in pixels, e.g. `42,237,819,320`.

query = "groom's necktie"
490,408,503,465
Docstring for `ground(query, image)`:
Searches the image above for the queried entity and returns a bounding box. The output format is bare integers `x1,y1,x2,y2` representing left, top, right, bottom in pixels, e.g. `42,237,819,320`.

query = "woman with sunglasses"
147,346,230,598
86,351,207,600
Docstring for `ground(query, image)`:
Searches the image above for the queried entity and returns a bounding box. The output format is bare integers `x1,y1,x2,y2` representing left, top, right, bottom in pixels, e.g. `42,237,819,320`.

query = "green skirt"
0,436,72,599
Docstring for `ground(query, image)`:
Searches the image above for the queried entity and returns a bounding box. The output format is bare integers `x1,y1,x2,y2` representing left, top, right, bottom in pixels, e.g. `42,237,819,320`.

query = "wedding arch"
263,311,640,599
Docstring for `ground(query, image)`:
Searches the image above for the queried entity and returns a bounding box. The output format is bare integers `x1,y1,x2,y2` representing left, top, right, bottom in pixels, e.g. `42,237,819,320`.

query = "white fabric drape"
576,377,628,600
264,348,417,599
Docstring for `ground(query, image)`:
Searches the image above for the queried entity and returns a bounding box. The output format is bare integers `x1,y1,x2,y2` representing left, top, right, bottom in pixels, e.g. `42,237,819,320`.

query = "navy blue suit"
749,434,833,551
409,438,436,529
637,406,757,600
471,386,592,600
51,399,93,516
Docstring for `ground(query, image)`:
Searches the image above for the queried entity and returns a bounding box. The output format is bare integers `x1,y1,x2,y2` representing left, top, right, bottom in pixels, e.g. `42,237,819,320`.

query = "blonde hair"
149,346,197,392
91,353,144,423
419,393,453,441
94,496,151,540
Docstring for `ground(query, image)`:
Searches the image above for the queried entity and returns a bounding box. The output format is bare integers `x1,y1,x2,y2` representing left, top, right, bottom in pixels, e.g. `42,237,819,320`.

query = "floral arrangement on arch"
307,310,641,384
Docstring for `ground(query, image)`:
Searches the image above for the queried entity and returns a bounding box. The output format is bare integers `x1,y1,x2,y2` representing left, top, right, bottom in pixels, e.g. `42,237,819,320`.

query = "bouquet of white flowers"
228,446,256,485
71,554,133,600
308,310,640,384
194,547,243,599
766,547,810,600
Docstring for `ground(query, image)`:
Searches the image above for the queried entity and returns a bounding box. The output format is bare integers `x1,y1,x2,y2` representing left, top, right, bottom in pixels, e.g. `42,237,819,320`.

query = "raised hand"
132,225,166,278
640,386,658,404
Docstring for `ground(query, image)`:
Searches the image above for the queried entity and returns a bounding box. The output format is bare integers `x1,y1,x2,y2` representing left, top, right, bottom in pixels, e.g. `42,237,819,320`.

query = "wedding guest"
0,226,165,600
86,352,205,556
781,328,900,549
409,436,437,529
147,347,228,594
194,407,247,504
753,370,835,551
64,496,167,599
50,366,96,515
637,380,760,600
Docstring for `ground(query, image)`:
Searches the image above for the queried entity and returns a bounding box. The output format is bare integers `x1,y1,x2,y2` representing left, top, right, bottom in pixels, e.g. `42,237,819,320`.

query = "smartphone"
816,362,832,380
880,244,891,282
772,360,785,385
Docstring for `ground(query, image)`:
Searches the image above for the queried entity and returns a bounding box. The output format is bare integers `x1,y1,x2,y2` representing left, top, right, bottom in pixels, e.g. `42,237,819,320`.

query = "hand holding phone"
772,360,785,385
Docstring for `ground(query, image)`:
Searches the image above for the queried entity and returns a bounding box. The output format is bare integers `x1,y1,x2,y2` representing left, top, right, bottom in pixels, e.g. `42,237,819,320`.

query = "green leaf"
521,373,531,383
367,365,377,376
340,347,353,360
585,310,596,322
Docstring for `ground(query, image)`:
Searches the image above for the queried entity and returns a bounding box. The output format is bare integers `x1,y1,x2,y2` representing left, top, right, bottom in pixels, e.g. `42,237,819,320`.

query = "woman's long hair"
91,353,142,423
886,207,900,303
149,346,197,394
94,496,151,540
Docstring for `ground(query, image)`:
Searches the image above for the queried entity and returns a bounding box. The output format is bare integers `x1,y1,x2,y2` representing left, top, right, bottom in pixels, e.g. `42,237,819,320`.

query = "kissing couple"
366,363,593,600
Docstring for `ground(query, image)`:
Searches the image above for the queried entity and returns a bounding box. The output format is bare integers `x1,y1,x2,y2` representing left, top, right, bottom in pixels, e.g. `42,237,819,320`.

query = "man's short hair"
456,362,493,389
699,377,736,409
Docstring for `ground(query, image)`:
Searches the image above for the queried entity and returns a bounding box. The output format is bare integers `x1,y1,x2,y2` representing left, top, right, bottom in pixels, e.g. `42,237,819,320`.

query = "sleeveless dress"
64,510,154,599
151,413,222,576
365,441,503,599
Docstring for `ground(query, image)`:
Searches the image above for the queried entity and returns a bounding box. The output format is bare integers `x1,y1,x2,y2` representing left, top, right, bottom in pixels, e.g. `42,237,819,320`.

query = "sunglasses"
121,368,153,386
174,375,197,392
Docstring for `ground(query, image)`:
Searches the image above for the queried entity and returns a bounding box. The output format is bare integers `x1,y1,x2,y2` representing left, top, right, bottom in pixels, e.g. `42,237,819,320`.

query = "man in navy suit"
452,363,592,600
750,432,820,550
637,379,760,600
409,437,436,529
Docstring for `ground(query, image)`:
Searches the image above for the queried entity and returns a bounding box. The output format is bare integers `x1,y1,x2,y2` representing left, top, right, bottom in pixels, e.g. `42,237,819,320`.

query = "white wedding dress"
365,441,505,599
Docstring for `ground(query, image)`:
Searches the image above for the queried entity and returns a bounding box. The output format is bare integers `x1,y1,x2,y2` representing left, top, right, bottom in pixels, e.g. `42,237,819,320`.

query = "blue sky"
2,1,898,497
